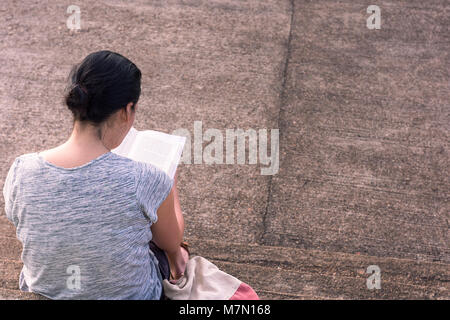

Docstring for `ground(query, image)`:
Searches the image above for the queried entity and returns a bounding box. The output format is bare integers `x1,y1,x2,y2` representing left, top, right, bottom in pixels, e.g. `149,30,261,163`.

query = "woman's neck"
66,122,111,153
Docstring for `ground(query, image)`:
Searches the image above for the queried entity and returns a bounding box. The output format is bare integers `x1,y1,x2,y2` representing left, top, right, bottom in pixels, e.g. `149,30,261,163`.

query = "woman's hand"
166,245,189,283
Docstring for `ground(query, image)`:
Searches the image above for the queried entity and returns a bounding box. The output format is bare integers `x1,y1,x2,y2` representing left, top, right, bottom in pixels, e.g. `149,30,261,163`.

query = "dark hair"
65,50,142,124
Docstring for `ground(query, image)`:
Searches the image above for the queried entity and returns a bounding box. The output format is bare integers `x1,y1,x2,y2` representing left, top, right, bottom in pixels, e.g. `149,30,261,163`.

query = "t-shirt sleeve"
2,157,21,226
134,161,174,224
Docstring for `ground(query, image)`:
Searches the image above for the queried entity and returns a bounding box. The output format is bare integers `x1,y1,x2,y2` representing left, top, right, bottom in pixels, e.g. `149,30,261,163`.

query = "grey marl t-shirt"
2,151,173,300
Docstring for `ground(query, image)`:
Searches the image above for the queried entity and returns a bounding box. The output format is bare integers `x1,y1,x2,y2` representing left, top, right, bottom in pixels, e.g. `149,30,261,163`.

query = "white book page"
111,127,138,157
117,129,185,179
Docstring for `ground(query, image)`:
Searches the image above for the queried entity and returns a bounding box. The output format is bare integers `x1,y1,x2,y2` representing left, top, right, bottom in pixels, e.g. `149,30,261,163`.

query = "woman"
2,50,188,299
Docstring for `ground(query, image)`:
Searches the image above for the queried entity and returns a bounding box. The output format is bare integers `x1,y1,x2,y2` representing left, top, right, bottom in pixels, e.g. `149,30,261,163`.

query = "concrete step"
0,259,22,291
0,236,21,261
0,256,324,300
0,216,16,237
1,235,448,299
187,238,450,299
211,258,447,299
0,287,46,300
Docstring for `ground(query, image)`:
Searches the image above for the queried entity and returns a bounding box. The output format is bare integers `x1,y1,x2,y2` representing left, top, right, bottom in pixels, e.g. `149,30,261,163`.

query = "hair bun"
65,83,89,120
65,51,141,124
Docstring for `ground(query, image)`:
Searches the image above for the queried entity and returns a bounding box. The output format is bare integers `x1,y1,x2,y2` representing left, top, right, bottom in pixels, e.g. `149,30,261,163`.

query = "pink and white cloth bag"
162,256,259,300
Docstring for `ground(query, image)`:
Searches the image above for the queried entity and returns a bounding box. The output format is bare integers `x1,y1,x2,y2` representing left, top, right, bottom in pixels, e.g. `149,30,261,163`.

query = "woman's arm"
150,172,187,279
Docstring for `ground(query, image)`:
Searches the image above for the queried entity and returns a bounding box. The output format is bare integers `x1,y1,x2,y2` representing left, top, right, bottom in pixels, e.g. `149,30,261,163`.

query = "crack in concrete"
258,0,295,245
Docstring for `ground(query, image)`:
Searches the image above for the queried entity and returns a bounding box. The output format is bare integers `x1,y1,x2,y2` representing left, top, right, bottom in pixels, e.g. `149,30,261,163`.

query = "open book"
111,127,186,179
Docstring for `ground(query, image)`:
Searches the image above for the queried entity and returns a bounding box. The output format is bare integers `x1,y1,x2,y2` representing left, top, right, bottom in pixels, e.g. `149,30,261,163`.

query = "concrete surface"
0,0,449,299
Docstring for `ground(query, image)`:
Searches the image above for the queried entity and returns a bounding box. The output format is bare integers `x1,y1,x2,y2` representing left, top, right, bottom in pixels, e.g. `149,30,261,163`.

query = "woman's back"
3,151,173,299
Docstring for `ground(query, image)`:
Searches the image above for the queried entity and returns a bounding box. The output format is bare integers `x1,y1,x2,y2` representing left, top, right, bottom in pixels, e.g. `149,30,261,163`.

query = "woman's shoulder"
3,153,37,192
131,158,172,182
108,152,143,171
16,152,37,161
108,153,169,181
8,152,39,171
